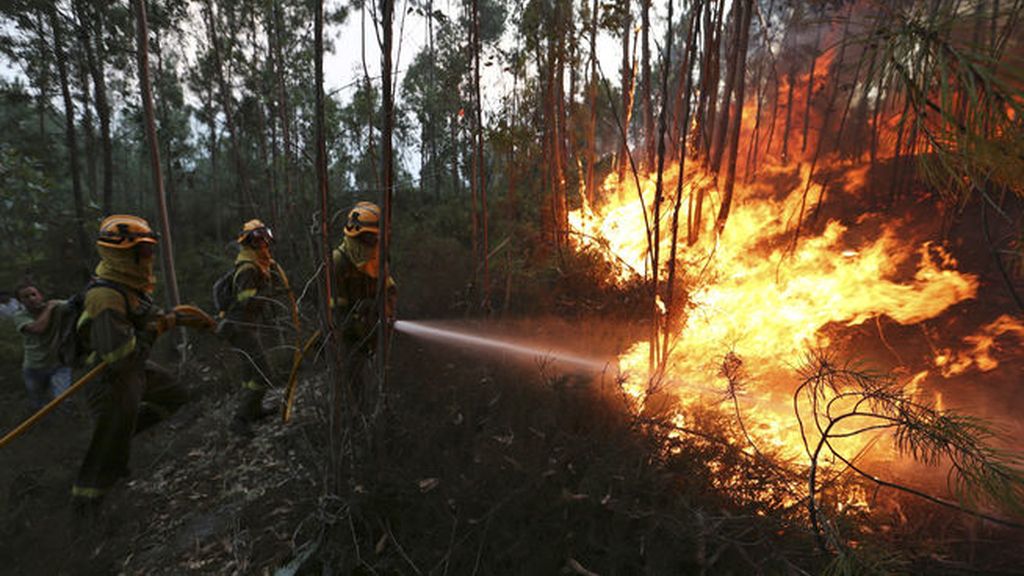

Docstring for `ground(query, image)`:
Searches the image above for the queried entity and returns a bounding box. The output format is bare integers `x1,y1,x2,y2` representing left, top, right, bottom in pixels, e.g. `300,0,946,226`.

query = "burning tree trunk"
641,0,654,166
585,0,598,204
801,28,822,155
618,2,633,177
666,0,701,363
715,0,753,233
710,2,740,176
780,65,796,164
697,0,724,165
650,0,676,371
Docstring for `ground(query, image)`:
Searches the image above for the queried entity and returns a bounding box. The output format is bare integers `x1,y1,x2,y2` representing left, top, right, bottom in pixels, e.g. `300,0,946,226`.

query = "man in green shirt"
13,280,71,410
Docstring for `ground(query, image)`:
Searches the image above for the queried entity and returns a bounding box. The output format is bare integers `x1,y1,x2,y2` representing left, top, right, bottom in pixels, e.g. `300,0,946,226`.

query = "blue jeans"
22,366,72,409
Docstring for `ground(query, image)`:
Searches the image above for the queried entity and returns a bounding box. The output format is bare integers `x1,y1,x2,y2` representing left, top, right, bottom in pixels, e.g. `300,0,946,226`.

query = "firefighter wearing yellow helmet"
225,218,282,436
332,201,396,407
72,215,213,515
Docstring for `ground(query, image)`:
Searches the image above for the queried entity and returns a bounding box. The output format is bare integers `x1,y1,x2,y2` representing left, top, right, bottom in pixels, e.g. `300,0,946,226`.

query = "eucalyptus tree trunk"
715,0,753,233
618,3,634,176
73,28,97,201
801,28,822,155
669,0,700,360
697,0,724,164
359,4,380,189
780,65,796,164
472,0,489,307
77,0,113,214
650,0,675,372
641,0,654,166
586,0,598,203
34,12,48,141
49,5,89,269
468,0,480,294
313,0,342,493
554,2,568,252
133,0,182,311
710,2,739,175
379,0,396,379
204,0,251,219
744,58,765,182
272,1,293,233
154,27,179,241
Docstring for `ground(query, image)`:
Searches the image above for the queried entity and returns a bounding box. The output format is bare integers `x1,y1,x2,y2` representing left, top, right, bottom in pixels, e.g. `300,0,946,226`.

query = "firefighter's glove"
173,305,217,331
150,313,176,335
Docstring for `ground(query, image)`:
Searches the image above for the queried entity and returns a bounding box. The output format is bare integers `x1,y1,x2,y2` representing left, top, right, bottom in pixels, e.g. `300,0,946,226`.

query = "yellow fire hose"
0,360,109,449
0,304,216,450
282,328,322,423
271,261,307,423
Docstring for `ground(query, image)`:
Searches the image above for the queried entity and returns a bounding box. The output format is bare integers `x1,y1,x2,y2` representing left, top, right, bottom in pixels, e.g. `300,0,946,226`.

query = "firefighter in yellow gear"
225,219,282,436
72,215,212,514
332,202,396,407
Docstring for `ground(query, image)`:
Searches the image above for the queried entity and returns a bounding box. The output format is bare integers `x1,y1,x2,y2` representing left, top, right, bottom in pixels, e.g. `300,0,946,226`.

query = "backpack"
54,278,129,368
212,262,246,316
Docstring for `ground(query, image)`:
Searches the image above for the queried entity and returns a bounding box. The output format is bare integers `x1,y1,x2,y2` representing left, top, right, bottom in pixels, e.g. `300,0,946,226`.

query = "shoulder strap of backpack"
86,278,136,314
232,260,256,282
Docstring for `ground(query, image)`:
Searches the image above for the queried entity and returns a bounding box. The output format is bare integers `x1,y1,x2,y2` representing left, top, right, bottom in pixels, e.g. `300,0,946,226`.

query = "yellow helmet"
344,201,381,237
96,214,159,249
237,219,274,245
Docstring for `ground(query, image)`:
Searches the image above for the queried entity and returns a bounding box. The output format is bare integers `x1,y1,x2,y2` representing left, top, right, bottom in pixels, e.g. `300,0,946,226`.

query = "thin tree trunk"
715,0,753,233
133,0,182,311
49,5,89,269
361,3,380,189
618,5,633,176
641,0,654,166
667,0,700,362
650,0,675,371
205,0,251,218
699,0,725,164
79,0,113,215
206,86,221,241
73,26,97,202
586,0,598,204
154,27,179,245
801,28,822,155
780,65,796,164
762,66,780,162
472,0,489,307
468,0,480,295
35,12,48,141
379,0,395,379
314,0,342,493
272,1,293,232
744,58,765,182
710,2,740,175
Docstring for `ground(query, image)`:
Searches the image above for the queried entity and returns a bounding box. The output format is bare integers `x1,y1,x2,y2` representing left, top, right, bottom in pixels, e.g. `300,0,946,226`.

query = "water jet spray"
393,320,615,374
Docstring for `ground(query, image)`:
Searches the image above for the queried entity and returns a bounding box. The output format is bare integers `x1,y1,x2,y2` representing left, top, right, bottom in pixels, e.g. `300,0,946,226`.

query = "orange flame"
569,159,981,466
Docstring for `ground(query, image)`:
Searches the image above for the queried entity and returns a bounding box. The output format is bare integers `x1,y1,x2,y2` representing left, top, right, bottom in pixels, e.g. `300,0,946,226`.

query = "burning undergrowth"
567,156,1024,559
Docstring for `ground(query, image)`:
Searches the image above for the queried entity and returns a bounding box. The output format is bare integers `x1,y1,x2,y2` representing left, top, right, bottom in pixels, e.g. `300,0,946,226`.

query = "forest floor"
2,309,1023,575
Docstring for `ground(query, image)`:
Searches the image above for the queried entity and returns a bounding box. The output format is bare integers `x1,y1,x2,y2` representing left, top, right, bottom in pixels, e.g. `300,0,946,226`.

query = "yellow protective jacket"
76,283,162,372
331,240,396,345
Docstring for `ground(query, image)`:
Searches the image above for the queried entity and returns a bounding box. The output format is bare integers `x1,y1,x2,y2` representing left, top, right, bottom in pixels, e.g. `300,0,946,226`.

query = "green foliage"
796,349,1024,558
